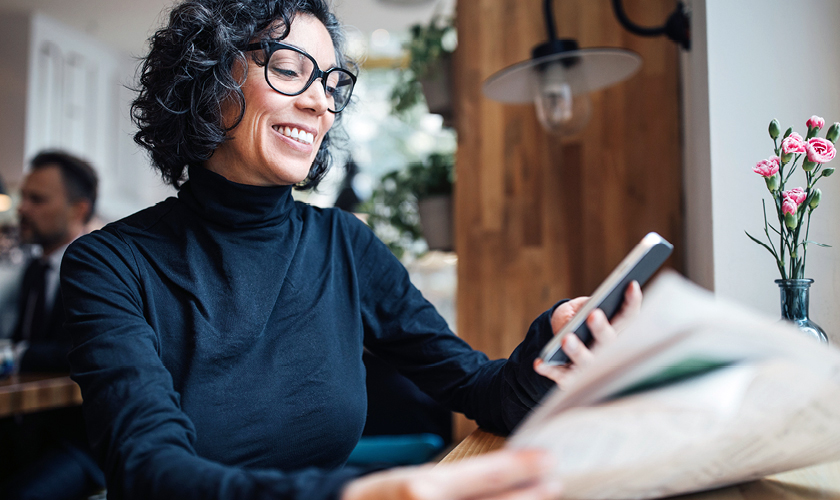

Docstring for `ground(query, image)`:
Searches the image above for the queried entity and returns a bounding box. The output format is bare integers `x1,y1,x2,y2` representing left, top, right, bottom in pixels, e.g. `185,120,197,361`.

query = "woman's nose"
295,79,329,114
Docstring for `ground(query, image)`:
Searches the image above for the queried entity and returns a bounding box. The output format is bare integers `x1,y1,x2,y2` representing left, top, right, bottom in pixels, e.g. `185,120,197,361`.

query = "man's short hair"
29,150,99,223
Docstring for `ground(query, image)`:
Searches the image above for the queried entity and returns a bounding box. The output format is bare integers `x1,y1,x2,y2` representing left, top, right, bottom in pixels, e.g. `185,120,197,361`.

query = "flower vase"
775,279,828,344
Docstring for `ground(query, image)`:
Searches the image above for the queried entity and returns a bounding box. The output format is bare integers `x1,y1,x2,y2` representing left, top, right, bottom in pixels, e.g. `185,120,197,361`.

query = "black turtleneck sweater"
60,165,556,500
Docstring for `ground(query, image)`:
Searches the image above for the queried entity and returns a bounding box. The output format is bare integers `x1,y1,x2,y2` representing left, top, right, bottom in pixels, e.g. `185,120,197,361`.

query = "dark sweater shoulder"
296,201,371,233
104,197,181,233
293,202,384,261
63,198,179,272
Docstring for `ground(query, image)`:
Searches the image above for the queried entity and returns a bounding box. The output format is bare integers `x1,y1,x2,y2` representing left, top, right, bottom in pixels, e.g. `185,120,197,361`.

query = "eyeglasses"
245,41,356,113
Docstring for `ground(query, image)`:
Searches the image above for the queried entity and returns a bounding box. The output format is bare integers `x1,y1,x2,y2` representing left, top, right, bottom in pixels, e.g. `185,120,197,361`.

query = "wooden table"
440,429,840,500
0,373,82,418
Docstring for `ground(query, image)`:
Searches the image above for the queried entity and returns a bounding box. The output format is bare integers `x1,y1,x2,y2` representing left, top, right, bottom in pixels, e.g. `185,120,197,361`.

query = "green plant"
390,15,457,117
360,153,455,259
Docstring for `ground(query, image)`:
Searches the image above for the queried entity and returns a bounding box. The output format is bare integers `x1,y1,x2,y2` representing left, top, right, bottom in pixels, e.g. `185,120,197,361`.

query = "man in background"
1,150,103,499
12,150,98,372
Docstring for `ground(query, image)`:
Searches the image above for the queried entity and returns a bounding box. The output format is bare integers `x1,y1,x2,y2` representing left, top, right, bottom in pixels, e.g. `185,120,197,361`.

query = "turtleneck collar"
178,164,296,229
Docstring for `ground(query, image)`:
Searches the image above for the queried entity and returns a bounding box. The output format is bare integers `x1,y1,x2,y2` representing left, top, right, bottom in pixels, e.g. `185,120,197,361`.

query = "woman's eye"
271,66,299,79
324,85,337,97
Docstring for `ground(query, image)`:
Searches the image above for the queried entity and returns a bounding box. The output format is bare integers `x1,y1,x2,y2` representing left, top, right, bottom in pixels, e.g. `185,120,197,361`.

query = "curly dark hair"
131,0,351,189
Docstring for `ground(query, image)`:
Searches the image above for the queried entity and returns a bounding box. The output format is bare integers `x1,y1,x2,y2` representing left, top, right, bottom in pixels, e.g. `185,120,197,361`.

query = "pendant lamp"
482,0,689,135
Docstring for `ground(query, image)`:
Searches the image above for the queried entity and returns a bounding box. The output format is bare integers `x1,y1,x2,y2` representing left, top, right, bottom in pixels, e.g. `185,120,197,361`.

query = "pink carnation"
782,198,799,216
782,132,807,154
753,156,780,177
807,115,826,130
783,187,807,205
806,137,836,163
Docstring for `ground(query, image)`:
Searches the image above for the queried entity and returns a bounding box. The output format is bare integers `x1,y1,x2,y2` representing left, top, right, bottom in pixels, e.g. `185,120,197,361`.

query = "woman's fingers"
538,282,642,387
532,358,571,387
341,449,562,500
587,309,617,345
550,296,589,333
421,449,561,500
559,333,594,367
532,333,594,388
610,281,642,332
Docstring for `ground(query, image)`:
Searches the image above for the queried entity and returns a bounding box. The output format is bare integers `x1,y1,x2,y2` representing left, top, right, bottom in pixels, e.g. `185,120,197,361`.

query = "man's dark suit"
12,258,72,372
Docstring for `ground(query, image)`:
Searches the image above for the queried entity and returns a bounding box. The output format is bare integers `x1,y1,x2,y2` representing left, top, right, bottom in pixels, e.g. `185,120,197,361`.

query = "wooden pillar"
452,0,683,435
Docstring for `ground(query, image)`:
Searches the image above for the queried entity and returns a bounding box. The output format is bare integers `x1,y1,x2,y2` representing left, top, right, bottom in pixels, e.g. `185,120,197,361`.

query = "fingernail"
562,334,579,354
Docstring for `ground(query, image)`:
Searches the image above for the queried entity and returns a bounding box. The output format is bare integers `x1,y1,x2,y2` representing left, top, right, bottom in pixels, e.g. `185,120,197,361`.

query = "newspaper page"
508,272,840,499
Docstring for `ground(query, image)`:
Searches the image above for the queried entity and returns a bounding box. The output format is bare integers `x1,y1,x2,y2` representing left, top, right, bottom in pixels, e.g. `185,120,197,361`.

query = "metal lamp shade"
482,47,642,103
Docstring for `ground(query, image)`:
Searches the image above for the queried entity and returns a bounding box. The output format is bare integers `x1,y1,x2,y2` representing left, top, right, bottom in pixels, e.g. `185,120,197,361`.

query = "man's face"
18,165,77,252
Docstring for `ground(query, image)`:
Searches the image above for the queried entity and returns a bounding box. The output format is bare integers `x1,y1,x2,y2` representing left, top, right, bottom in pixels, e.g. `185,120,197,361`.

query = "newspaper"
508,271,840,500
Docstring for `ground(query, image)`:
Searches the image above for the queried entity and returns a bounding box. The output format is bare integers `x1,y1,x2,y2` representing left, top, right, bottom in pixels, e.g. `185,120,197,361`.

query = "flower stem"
762,200,785,278
803,208,812,277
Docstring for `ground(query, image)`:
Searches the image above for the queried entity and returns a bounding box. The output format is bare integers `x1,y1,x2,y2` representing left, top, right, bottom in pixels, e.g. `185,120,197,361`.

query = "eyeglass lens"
267,48,354,112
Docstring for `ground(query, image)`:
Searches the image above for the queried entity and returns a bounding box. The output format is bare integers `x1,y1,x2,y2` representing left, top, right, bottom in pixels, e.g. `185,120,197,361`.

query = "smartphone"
539,232,673,365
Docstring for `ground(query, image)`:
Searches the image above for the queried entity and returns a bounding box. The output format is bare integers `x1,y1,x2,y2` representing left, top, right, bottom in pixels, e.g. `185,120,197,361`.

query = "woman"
60,1,641,499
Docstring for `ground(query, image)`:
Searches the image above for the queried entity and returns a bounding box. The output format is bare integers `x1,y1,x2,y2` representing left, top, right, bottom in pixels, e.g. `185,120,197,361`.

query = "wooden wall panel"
453,0,684,366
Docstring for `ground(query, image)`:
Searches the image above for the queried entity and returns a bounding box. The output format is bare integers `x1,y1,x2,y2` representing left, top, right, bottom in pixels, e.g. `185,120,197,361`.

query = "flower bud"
809,188,822,210
783,127,793,140
828,122,840,143
803,160,818,171
823,167,835,177
769,119,781,139
781,152,794,164
765,174,779,191
785,212,798,229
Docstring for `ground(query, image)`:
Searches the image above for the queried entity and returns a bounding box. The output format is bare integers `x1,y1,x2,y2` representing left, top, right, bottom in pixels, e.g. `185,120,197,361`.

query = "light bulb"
533,63,591,135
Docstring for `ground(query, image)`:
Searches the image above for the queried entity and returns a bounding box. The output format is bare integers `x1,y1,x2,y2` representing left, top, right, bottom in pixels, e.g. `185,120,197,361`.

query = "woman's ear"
219,56,250,131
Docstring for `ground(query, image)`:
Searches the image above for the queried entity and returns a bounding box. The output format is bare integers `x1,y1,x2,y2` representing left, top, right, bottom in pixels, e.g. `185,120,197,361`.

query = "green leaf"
745,231,779,258
804,240,832,248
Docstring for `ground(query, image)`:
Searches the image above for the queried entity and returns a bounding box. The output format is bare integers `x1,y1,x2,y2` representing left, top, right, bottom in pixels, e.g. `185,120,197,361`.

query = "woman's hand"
533,281,642,388
341,449,563,500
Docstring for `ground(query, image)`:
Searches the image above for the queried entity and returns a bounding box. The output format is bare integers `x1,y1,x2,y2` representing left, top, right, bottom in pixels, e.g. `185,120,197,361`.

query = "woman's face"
206,14,337,186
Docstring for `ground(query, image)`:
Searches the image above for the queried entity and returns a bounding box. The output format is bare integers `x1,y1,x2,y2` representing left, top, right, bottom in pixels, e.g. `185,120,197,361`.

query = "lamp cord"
610,0,691,50
543,0,558,41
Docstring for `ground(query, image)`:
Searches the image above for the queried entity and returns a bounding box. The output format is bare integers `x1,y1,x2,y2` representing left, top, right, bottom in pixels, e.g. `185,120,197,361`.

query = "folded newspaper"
509,271,840,499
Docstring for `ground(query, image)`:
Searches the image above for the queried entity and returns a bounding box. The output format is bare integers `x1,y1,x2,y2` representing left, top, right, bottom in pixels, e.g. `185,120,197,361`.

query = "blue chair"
348,350,452,466
347,433,445,466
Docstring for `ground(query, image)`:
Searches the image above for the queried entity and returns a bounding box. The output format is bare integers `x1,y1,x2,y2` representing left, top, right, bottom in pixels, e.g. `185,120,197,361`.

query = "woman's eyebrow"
270,39,339,69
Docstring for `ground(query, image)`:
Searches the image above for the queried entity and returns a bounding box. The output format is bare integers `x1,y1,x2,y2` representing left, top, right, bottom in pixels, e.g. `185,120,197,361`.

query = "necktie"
20,260,49,341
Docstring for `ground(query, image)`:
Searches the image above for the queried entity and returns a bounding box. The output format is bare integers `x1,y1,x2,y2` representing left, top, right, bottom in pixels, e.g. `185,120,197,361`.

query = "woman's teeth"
277,126,314,145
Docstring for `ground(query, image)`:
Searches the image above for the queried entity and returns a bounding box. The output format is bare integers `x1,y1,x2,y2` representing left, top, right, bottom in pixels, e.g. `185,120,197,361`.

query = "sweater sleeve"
348,216,558,434
61,230,365,500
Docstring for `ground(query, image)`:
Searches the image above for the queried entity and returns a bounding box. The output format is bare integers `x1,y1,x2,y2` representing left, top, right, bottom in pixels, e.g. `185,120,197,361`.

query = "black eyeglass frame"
245,41,357,113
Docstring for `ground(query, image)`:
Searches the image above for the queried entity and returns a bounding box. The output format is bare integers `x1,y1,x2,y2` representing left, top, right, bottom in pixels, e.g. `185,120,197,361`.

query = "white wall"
684,0,840,341
0,10,174,223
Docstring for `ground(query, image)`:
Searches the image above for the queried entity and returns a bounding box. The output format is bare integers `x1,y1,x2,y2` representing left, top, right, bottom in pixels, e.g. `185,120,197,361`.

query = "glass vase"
775,279,828,344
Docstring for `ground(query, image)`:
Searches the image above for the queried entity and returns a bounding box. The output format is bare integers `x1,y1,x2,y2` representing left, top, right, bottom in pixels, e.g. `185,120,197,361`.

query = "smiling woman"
58,1,640,499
